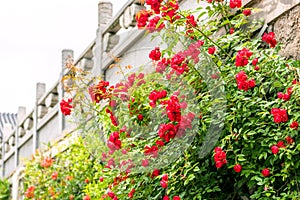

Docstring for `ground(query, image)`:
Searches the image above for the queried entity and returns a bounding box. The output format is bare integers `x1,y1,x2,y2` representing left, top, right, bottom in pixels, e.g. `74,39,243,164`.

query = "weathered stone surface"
45,93,59,108
273,5,300,60
37,105,48,119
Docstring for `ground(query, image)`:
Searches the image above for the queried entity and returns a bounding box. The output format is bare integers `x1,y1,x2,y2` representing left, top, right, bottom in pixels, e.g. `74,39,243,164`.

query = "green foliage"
22,0,300,199
0,179,10,200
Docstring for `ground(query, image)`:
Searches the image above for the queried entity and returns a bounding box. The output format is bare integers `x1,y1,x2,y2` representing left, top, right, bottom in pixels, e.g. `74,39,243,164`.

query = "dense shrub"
0,178,10,200
23,0,300,199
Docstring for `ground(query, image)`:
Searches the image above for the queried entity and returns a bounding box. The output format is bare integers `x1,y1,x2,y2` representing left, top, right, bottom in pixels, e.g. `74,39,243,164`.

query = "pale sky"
0,0,123,114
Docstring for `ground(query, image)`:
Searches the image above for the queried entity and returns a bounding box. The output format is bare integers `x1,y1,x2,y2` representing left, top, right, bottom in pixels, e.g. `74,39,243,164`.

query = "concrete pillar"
98,0,113,29
61,49,74,76
92,0,113,77
33,83,46,151
59,49,74,133
36,83,46,102
14,107,25,168
17,107,26,125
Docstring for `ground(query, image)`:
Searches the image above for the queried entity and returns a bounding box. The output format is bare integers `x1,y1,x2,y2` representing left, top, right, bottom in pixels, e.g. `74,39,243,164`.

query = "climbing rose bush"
23,0,300,199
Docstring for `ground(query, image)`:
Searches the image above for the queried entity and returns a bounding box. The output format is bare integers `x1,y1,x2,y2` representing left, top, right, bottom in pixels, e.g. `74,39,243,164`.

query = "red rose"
208,46,216,55
286,136,294,144
128,189,135,198
162,174,168,182
290,121,298,130
215,160,224,169
242,9,251,16
51,171,58,180
252,58,258,66
152,168,160,177
173,196,181,200
137,114,144,121
282,93,290,101
229,0,242,8
287,87,293,95
277,141,285,148
235,48,252,67
233,164,242,173
229,27,235,34
271,108,288,123
236,71,248,82
99,177,104,182
142,159,149,167
262,32,277,48
270,145,279,154
248,79,256,88
149,47,161,61
60,98,73,116
214,146,223,153
160,180,168,188
261,168,270,177
163,196,170,200
237,81,249,91
83,195,90,200
277,92,284,99
254,66,260,71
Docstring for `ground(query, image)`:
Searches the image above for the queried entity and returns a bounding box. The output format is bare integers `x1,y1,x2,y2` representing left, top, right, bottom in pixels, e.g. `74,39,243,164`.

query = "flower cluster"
164,95,182,122
170,53,189,75
235,48,252,67
290,121,299,130
106,108,119,126
161,0,180,23
128,188,135,199
107,190,118,200
60,98,72,116
107,131,122,153
149,47,161,61
135,10,165,32
270,140,286,154
181,40,204,64
158,123,178,142
286,136,294,144
271,108,288,123
88,80,113,103
229,0,242,9
214,147,227,168
277,86,293,101
262,32,277,48
40,156,53,168
149,89,167,108
135,10,152,28
186,14,197,27
144,145,159,158
147,16,166,32
235,71,256,91
25,185,35,199
156,58,170,73
146,0,163,14
160,174,169,188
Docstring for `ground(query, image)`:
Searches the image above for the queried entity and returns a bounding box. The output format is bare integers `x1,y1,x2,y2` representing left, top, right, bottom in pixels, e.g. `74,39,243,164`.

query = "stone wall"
273,5,300,60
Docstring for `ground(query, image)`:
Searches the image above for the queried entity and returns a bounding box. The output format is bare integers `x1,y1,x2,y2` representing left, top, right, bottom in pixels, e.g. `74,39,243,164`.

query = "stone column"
92,0,113,77
59,49,74,133
33,83,46,151
14,107,26,167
